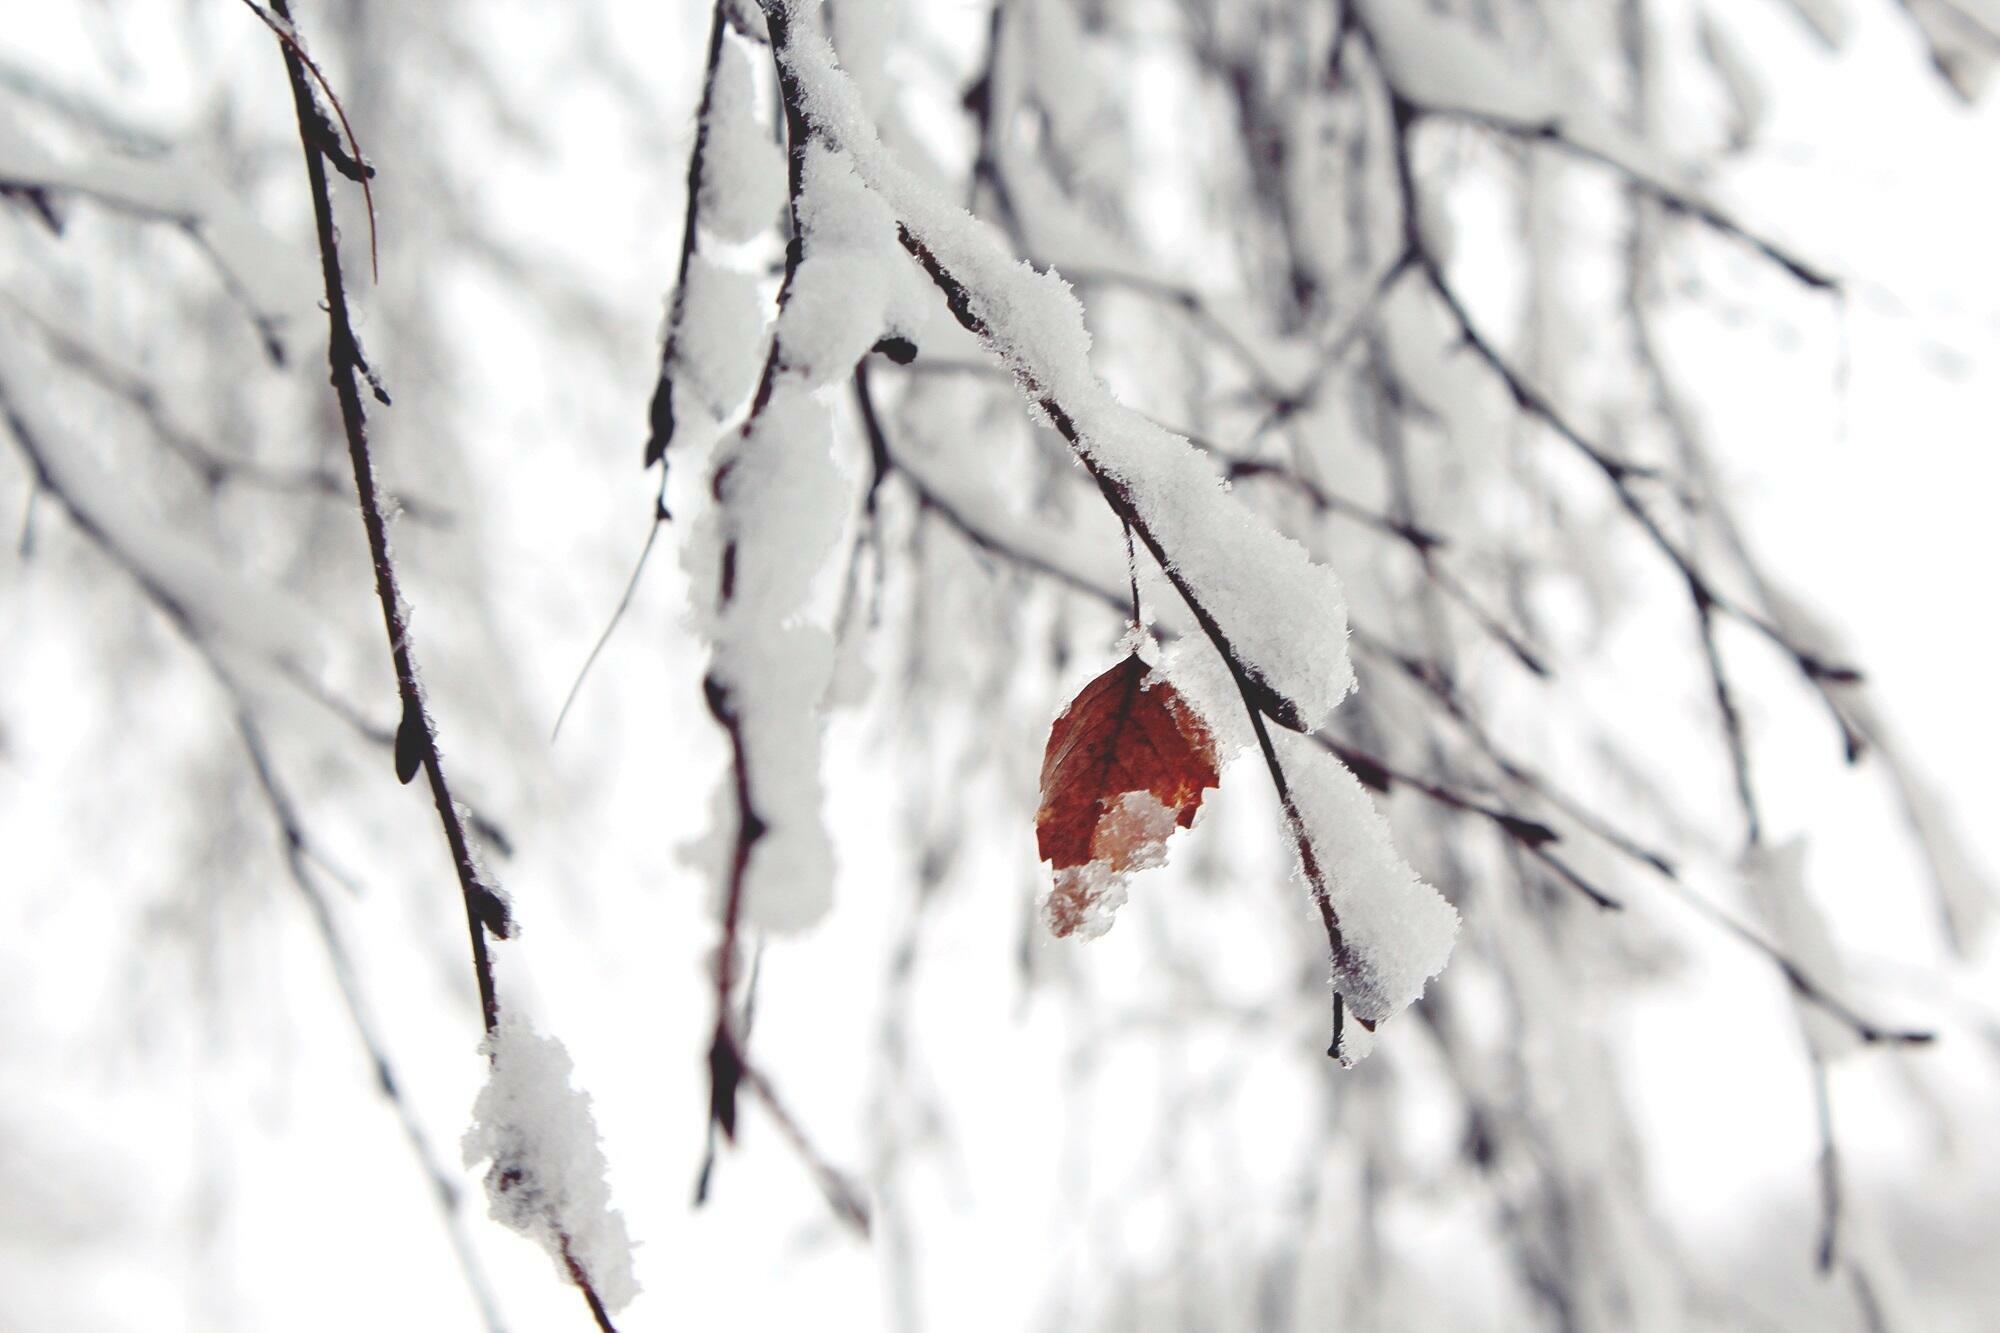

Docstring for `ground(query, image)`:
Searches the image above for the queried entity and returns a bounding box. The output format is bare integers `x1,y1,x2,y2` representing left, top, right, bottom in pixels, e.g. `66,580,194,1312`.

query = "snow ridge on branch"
744,0,1458,1059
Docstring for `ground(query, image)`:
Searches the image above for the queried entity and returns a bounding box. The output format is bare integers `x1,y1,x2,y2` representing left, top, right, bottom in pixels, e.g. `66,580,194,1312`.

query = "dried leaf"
1035,654,1220,938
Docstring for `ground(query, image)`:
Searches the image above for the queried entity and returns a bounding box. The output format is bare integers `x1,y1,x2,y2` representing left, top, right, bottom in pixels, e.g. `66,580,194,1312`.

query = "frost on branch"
1081,412,1356,729
707,620,838,934
699,35,787,244
771,9,1354,729
775,142,931,387
462,1015,638,1314
1157,631,1459,1041
762,4,1443,1039
1275,731,1460,1029
1036,654,1220,940
689,384,850,934
671,254,765,421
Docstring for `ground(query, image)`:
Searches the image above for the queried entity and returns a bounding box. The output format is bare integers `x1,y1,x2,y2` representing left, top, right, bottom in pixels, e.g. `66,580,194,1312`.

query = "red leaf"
1035,654,1220,938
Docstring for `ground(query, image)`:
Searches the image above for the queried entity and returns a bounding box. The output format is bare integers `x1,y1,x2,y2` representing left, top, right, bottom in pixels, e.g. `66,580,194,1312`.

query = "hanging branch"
1345,18,1866,766
1335,4,1833,292
702,0,812,1145
735,0,1943,1079
644,0,733,475
258,8,627,1328
1326,32,1866,859
915,0,1922,1055
233,0,378,279
263,0,511,1035
696,3,872,1233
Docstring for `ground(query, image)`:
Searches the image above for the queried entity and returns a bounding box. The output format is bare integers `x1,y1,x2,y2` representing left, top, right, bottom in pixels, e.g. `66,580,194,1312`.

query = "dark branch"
267,0,510,1034
644,0,733,475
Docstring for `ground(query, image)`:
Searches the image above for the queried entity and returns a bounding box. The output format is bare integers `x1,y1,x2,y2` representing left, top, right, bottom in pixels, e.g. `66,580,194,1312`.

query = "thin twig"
551,512,665,742
260,7,626,1323
266,0,511,1034
1360,39,1863,766
692,3,874,1235
645,0,733,473
233,0,379,280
